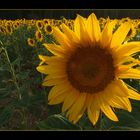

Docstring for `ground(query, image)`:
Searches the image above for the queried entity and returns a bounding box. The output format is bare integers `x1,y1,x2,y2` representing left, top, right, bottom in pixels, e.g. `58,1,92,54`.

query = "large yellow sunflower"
37,13,140,125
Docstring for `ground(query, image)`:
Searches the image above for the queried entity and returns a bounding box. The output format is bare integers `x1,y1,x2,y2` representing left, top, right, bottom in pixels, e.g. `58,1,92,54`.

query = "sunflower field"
1,12,140,130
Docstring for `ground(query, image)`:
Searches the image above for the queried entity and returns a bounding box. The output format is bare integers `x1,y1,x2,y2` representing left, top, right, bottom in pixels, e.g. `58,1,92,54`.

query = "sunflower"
125,22,137,41
35,30,43,42
27,38,36,47
136,21,140,31
43,19,50,25
13,23,19,30
44,24,53,35
37,13,140,125
99,18,105,29
0,26,6,35
5,24,13,35
121,17,131,23
36,20,43,30
66,21,74,30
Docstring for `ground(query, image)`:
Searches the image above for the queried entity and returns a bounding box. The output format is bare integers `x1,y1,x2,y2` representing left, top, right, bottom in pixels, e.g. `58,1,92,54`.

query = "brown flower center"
46,25,52,32
66,46,115,93
127,28,132,37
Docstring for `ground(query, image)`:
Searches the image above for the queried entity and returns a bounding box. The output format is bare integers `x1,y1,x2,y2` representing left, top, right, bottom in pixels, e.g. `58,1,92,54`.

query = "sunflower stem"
0,40,21,100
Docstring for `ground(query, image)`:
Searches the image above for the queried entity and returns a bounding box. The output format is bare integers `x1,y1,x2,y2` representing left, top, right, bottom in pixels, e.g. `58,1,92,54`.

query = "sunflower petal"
61,23,79,43
100,20,117,47
67,93,86,122
38,55,66,65
107,80,129,97
87,96,100,125
111,97,132,112
116,42,140,57
43,43,66,57
101,104,118,121
42,77,67,86
128,88,140,100
36,65,49,75
74,15,86,39
62,91,78,112
48,83,71,101
74,15,90,44
87,106,100,126
114,80,129,96
115,55,139,66
53,27,71,49
86,13,101,42
118,68,140,79
111,22,131,48
37,64,65,75
48,91,67,105
73,103,87,124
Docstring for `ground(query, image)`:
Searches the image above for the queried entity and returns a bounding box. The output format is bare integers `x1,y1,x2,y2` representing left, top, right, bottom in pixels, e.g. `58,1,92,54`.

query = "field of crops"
1,14,140,130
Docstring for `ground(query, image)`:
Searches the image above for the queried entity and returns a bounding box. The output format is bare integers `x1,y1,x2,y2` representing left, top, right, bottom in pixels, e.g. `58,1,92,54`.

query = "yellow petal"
86,13,101,42
114,55,139,66
100,20,117,48
74,111,86,124
87,106,100,126
38,55,66,65
114,80,129,96
116,42,140,57
53,27,71,49
127,86,140,100
38,55,49,62
74,15,90,44
37,65,65,75
67,93,86,122
48,91,67,105
115,65,130,76
36,65,49,75
118,68,140,79
101,104,118,121
61,23,79,43
87,96,100,125
43,43,67,58
62,91,78,112
74,15,86,39
72,100,87,124
107,80,129,97
44,74,66,81
110,22,131,48
42,77,67,86
110,97,132,112
48,83,71,101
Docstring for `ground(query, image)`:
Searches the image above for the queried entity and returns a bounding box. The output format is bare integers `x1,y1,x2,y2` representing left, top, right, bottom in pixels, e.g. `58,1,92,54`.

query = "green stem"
0,40,21,100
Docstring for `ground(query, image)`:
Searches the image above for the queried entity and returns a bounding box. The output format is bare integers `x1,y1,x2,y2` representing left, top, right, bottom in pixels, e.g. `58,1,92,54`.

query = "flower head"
37,13,140,125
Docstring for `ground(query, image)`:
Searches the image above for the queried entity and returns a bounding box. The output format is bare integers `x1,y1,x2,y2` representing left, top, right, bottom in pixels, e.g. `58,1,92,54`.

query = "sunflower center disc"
127,28,132,37
46,25,52,32
66,46,115,93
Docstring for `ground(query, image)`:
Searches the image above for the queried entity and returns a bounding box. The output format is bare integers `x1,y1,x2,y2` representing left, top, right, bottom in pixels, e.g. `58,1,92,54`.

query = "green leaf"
37,114,81,130
0,106,14,126
0,88,11,98
12,57,20,65
102,109,140,130
16,71,30,80
76,114,94,130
